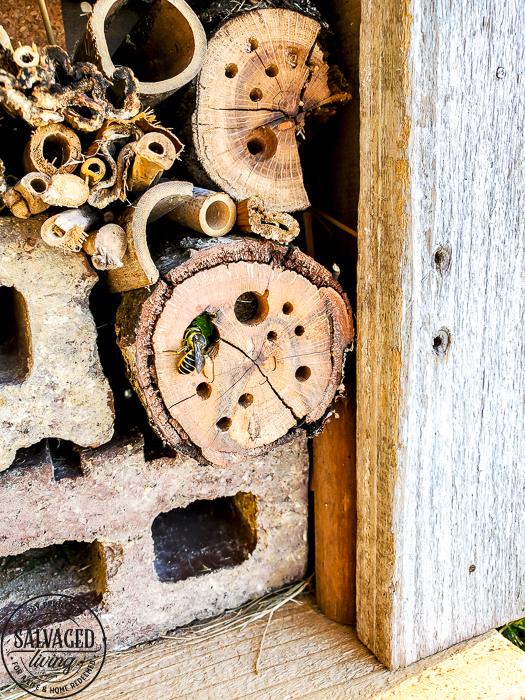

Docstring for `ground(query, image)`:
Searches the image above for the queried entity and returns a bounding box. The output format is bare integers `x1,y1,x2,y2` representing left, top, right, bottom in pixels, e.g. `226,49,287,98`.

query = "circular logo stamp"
1,594,106,698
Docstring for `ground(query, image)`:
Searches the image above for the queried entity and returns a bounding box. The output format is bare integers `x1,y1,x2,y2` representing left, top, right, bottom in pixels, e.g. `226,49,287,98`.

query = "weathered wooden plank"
358,0,525,670
1,599,522,699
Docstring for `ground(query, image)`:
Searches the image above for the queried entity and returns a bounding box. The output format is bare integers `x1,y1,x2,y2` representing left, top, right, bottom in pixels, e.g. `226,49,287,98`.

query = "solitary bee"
167,311,220,377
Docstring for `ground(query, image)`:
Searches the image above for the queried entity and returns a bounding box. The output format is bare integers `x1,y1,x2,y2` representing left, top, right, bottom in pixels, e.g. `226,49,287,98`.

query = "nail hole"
267,331,277,341
196,382,212,400
432,245,451,275
225,63,238,78
282,302,293,315
469,565,476,573
238,393,253,408
295,366,311,382
148,142,164,155
432,328,451,356
265,64,279,77
294,325,305,336
250,88,263,102
216,417,232,432
234,291,269,326
247,37,259,52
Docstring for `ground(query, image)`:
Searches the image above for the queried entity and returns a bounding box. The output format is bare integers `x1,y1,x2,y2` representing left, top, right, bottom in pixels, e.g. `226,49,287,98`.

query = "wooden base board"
0,596,523,700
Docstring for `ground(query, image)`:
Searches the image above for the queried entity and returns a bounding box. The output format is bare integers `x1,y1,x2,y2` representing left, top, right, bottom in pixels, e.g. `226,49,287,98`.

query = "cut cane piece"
167,188,237,237
23,124,82,176
76,0,207,106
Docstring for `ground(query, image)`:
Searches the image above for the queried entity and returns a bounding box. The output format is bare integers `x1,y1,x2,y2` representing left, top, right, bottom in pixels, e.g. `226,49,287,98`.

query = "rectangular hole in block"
152,492,257,584
48,438,84,480
0,541,106,630
0,285,32,384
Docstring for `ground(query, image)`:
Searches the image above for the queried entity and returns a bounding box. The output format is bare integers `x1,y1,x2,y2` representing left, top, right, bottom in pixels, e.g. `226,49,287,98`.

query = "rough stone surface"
0,430,309,667
0,215,114,470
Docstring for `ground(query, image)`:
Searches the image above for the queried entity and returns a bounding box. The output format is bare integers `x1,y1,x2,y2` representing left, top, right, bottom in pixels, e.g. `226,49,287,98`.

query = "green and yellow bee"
167,311,220,376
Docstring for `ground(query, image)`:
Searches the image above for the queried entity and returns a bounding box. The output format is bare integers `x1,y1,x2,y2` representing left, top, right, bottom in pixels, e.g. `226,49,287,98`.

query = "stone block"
0,430,309,660
0,216,114,470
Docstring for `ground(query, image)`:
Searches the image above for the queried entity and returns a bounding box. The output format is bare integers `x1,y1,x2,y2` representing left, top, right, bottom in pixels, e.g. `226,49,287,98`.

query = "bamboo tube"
41,174,90,208
4,189,31,219
83,224,127,270
80,157,106,187
14,173,51,215
167,187,237,237
23,125,82,176
13,45,39,69
41,205,98,252
127,133,177,195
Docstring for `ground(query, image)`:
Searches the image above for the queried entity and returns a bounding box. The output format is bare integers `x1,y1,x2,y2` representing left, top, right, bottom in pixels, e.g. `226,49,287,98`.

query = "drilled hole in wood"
282,302,294,315
238,393,253,408
265,64,279,77
295,366,311,382
196,382,212,400
88,162,101,174
30,177,48,193
206,201,230,231
433,245,452,275
225,63,238,78
250,88,263,102
234,291,269,326
148,141,164,155
216,417,232,432
152,493,257,583
42,135,70,169
294,325,305,336
246,126,278,161
0,286,32,385
247,37,259,52
432,328,451,356
267,330,277,341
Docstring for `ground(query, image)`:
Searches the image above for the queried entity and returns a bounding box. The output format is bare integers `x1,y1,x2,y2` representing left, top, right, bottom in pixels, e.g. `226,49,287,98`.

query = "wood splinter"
23,124,82,176
41,205,98,251
83,224,127,270
236,195,300,244
128,133,177,195
41,173,90,208
167,187,237,237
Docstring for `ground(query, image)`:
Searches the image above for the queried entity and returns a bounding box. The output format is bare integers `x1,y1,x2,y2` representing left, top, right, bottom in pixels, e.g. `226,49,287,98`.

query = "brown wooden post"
313,382,357,624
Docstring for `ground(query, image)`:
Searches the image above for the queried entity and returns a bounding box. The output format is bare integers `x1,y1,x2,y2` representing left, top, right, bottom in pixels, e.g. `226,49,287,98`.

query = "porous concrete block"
0,431,309,655
0,215,114,470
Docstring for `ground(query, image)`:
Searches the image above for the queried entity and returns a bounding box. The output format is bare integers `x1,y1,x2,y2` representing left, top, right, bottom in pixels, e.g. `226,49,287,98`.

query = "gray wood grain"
358,0,525,669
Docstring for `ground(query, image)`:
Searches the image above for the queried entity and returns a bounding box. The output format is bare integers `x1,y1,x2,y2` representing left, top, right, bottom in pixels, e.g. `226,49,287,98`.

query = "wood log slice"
192,9,351,212
116,238,353,466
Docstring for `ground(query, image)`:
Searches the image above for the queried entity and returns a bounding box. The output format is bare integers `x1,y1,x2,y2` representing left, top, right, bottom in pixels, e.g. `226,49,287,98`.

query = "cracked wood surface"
358,0,525,671
117,238,353,466
4,598,524,700
192,8,350,212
